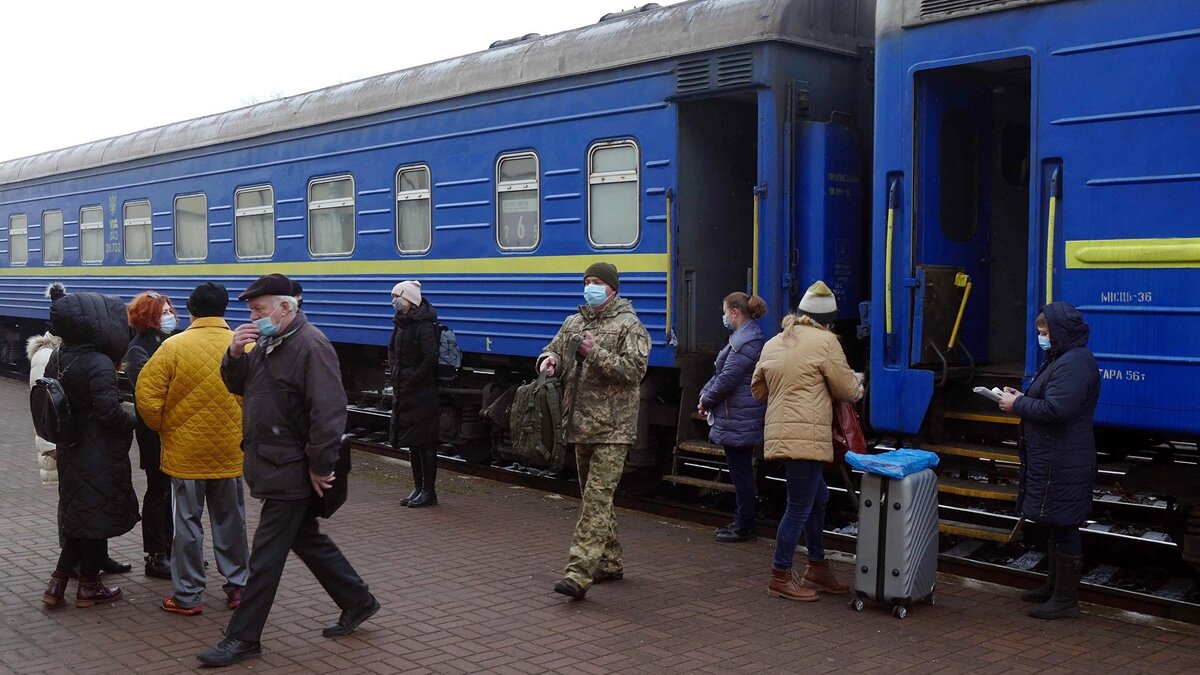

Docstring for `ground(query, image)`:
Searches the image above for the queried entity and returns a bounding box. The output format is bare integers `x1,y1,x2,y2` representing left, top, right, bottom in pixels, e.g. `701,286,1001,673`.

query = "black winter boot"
1029,553,1082,619
1020,552,1056,603
402,447,424,506
408,447,438,508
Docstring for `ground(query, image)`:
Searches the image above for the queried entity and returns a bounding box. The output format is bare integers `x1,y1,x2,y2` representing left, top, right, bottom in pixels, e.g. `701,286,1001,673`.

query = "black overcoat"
388,300,440,448
124,330,164,471
1014,302,1100,527
49,293,140,539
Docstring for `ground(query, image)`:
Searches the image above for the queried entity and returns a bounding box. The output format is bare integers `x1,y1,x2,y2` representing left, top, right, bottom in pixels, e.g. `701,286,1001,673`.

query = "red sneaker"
161,595,202,615
226,587,243,610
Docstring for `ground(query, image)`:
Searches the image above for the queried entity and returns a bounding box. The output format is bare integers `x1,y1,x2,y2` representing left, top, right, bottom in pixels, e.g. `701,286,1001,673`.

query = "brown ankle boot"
801,559,849,594
42,570,69,606
76,577,122,608
767,566,818,602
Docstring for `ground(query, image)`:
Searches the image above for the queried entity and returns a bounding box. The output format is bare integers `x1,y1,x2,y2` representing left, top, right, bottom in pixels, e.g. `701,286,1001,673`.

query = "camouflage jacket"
539,296,650,444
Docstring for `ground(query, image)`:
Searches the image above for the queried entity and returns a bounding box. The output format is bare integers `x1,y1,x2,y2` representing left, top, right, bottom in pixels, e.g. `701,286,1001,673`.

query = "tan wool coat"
751,315,862,462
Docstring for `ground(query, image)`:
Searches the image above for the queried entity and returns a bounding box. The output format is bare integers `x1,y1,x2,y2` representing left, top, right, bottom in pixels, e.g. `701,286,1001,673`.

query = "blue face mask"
1037,334,1051,351
583,284,608,307
254,316,279,338
160,314,177,334
722,313,732,330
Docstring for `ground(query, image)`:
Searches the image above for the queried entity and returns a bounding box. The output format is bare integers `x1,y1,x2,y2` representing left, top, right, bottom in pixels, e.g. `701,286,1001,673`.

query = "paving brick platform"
0,377,1196,673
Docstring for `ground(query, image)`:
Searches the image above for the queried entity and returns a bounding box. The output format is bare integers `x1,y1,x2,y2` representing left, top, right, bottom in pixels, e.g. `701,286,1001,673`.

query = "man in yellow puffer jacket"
136,282,249,616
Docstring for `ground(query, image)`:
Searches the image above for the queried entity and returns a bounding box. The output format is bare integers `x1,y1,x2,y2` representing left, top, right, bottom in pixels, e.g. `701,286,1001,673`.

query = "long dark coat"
1014,302,1100,527
124,330,164,471
388,300,440,449
699,319,766,447
49,293,140,539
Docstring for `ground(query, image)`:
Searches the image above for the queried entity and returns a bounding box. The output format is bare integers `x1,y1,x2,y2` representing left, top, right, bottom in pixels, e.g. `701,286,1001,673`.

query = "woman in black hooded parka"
41,292,140,608
1000,301,1099,620
388,280,441,508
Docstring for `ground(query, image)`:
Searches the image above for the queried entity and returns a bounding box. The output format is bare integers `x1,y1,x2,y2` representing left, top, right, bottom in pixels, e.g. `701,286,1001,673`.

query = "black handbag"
262,355,352,519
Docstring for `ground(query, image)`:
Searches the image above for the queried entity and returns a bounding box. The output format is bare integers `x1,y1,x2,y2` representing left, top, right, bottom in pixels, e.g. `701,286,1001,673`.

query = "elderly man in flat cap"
197,274,378,667
538,262,651,601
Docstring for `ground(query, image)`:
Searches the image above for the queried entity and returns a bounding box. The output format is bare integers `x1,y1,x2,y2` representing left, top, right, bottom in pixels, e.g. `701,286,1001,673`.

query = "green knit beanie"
584,262,619,292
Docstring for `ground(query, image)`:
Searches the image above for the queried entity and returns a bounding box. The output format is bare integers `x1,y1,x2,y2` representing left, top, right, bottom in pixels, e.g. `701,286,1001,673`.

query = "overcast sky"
1,0,689,162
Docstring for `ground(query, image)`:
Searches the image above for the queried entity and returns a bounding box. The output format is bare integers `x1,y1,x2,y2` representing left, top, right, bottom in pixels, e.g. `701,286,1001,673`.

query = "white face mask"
160,313,177,334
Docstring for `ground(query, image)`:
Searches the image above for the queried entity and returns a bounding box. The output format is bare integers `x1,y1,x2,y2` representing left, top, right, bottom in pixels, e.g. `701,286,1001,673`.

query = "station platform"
1,377,1197,674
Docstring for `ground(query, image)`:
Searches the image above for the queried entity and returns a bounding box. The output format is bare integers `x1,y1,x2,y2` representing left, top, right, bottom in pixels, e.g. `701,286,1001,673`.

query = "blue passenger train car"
869,0,1200,440
0,1,874,471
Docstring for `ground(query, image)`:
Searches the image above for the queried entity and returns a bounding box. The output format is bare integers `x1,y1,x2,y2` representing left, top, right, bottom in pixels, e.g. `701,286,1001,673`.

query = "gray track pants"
170,477,250,608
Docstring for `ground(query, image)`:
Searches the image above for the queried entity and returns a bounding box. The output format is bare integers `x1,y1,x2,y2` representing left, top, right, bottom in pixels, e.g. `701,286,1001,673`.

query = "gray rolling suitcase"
851,468,938,618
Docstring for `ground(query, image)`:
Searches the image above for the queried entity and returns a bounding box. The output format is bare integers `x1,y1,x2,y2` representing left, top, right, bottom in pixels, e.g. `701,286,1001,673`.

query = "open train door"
909,57,1033,438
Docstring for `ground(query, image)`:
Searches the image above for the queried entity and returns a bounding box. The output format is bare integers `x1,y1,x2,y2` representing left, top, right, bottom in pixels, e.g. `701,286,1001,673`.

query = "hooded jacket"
751,315,862,462
48,292,140,539
388,299,440,448
699,319,766,447
1013,302,1100,526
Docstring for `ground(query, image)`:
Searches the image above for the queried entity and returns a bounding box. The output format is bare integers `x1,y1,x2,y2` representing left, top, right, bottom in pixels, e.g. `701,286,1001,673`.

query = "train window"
308,175,355,256
80,206,104,263
496,153,539,250
396,165,431,254
42,210,64,264
124,200,153,263
587,140,640,247
235,185,275,259
9,215,28,265
175,194,208,261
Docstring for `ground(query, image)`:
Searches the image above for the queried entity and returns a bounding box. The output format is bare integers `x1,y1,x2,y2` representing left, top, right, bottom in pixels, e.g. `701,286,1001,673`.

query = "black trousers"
142,465,173,554
226,498,370,643
56,537,107,577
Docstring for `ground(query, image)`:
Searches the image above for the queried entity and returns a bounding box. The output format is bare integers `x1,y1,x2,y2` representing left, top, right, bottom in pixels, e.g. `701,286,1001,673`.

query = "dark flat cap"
238,273,294,301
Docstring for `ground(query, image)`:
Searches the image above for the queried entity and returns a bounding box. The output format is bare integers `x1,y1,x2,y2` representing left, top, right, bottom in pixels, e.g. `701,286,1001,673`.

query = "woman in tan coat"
752,281,862,602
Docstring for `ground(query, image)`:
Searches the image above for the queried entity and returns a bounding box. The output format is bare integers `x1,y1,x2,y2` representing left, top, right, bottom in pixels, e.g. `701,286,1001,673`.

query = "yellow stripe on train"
0,253,669,277
1065,237,1200,269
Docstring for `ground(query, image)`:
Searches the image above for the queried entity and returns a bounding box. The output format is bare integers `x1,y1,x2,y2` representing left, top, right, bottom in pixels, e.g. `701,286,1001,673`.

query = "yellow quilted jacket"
136,317,243,479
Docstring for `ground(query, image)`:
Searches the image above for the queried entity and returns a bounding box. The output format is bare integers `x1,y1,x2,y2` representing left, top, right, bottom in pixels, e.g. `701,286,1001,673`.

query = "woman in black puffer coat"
388,280,441,508
41,292,139,609
999,302,1099,620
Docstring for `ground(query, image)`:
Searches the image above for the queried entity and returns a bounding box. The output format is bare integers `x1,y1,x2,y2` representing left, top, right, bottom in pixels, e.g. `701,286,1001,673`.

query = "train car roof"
0,0,872,186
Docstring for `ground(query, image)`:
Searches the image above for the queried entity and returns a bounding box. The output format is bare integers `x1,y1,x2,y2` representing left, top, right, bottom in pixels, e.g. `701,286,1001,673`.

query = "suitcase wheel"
892,605,907,619
851,597,865,612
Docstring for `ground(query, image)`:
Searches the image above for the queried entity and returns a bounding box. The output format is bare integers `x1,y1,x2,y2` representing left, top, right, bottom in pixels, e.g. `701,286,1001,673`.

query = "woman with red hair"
123,291,178,579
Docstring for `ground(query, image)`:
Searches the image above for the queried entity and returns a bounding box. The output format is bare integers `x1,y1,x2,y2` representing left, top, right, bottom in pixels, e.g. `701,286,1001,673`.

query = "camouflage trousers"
564,443,628,588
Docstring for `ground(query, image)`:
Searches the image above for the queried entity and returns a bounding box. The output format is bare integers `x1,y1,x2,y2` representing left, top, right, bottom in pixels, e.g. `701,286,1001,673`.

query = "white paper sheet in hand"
973,386,1005,403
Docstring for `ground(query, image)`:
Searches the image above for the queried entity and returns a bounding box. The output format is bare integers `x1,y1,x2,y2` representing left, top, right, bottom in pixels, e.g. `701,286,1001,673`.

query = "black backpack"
30,350,78,445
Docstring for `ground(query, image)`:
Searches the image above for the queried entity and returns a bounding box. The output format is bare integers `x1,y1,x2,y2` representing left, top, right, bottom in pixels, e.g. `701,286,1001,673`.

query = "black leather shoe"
715,526,756,543
145,554,171,579
322,595,380,637
101,557,132,574
553,578,587,600
196,637,261,667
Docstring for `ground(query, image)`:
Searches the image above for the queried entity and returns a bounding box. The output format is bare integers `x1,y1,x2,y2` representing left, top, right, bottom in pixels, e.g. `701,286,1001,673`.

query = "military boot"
1029,553,1082,620
401,447,424,506
408,447,438,508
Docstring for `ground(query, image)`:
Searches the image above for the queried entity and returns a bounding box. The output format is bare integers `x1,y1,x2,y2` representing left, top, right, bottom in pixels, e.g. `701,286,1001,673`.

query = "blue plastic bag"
845,448,939,479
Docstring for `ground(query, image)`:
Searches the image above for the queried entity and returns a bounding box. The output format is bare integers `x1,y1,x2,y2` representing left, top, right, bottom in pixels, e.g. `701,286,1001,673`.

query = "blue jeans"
772,459,828,570
723,445,757,530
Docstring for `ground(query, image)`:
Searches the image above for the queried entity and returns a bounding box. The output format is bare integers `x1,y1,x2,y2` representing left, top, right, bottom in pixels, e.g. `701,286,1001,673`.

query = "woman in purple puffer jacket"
698,292,767,543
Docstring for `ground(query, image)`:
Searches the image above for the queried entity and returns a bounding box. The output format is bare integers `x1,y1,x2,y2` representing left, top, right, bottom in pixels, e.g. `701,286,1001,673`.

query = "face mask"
160,314,177,334
254,305,283,338
392,298,408,314
583,284,608,307
722,313,732,330
1037,334,1051,351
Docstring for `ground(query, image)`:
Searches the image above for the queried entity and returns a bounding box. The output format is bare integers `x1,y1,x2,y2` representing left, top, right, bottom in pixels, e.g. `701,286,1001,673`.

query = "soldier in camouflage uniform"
538,262,650,600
